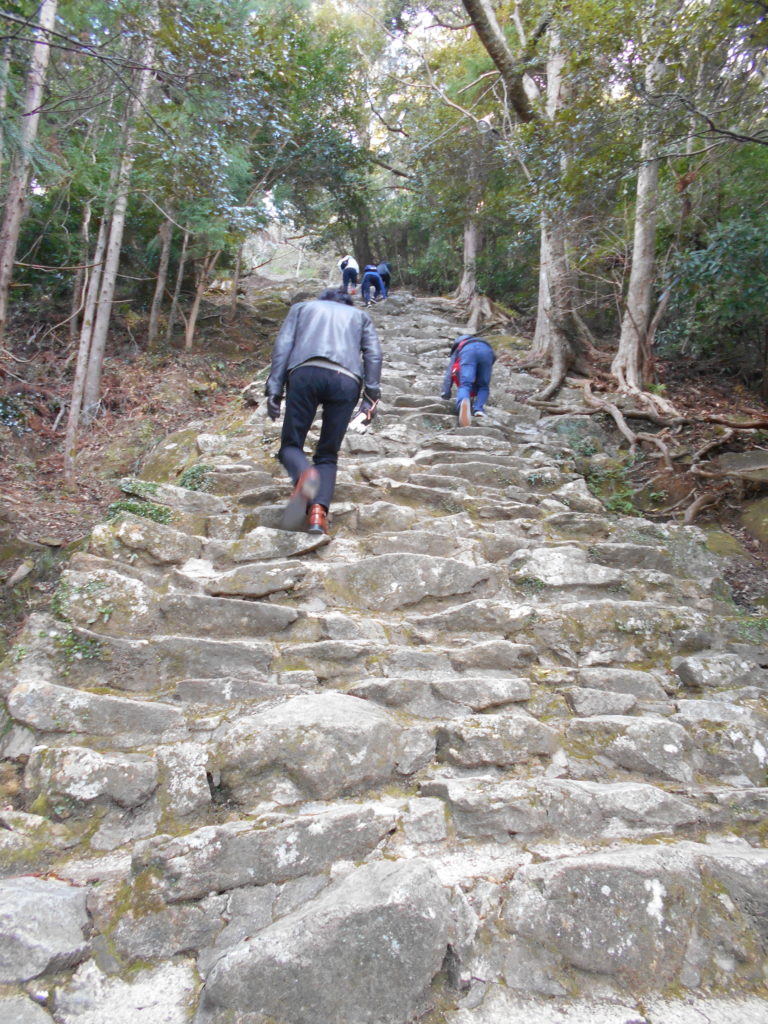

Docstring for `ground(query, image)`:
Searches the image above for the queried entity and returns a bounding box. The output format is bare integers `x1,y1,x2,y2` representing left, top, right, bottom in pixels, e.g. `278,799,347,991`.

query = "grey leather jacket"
265,299,382,399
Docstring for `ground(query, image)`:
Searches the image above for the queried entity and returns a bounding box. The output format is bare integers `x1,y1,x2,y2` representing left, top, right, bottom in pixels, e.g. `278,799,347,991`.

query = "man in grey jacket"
265,288,382,536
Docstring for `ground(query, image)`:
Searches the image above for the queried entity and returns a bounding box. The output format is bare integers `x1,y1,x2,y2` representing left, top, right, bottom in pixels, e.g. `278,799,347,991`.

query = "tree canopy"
1,0,766,408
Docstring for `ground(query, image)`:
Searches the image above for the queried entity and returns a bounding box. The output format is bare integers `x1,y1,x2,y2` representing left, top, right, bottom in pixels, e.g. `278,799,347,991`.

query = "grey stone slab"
424,777,700,841
322,553,495,611
24,746,158,814
133,803,398,902
674,652,758,689
173,676,304,704
502,846,702,989
53,959,200,1024
567,687,637,716
410,599,536,638
120,477,228,515
437,711,559,768
7,681,186,748
199,860,453,1024
577,667,671,700
0,996,54,1023
211,692,414,804
203,560,308,597
204,527,331,565
158,593,298,638
566,716,694,785
90,512,203,566
0,876,89,983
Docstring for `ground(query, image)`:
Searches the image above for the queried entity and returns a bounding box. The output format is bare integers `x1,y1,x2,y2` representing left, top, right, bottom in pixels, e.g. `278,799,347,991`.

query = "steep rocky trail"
1,294,767,1024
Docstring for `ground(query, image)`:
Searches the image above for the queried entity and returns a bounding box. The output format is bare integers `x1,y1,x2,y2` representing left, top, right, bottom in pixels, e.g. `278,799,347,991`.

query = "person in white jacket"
337,254,359,294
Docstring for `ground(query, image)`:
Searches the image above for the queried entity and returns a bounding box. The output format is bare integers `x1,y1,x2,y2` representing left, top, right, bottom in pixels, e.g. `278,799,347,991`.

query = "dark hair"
318,288,353,305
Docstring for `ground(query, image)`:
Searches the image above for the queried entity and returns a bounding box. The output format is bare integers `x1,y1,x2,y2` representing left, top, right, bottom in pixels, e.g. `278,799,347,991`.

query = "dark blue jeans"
342,267,358,292
361,272,386,302
456,341,494,414
279,364,360,510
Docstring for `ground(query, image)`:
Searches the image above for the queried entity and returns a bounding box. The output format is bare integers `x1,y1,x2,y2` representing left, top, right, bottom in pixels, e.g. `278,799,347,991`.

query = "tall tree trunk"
148,216,173,348
166,229,189,345
0,0,57,342
528,44,581,393
63,211,110,485
184,250,219,350
68,200,92,347
611,61,664,391
461,3,579,394
530,216,579,397
226,245,242,322
81,23,156,420
454,215,481,304
349,202,373,267
0,39,11,179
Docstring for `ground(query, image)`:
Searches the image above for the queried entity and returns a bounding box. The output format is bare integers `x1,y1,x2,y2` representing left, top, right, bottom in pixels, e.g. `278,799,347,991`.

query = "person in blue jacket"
441,334,496,426
360,264,386,305
376,261,391,292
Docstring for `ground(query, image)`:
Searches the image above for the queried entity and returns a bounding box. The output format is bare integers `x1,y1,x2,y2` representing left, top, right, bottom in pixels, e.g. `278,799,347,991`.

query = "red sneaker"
458,398,471,427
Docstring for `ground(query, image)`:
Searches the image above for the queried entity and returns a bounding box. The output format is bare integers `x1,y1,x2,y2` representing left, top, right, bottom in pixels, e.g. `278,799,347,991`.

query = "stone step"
3,294,767,1021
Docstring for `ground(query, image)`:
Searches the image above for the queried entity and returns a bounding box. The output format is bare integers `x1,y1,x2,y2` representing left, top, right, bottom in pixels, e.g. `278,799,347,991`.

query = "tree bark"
528,43,582,391
68,200,92,347
454,215,481,304
530,216,579,396
63,210,110,485
184,250,220,349
611,61,664,391
0,39,11,178
0,0,58,343
461,0,534,122
166,229,189,345
226,245,242,321
460,6,579,394
81,22,156,420
148,216,173,348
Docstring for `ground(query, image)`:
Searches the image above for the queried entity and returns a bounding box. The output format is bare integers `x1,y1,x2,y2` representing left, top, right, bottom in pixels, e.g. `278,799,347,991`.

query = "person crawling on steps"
441,333,496,427
265,288,382,536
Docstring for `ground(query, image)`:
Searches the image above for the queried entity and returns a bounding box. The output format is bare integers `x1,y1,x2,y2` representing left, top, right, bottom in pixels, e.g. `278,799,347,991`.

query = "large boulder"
0,876,89,983
211,692,432,804
199,859,453,1024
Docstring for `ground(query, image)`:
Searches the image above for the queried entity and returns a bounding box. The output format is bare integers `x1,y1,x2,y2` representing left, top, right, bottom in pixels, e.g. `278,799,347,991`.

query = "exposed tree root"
531,379,766,525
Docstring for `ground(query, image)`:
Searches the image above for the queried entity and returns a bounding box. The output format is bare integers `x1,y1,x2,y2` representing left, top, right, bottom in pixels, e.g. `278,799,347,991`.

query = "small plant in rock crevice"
53,629,103,672
586,464,639,516
120,477,160,498
106,499,174,524
178,464,213,491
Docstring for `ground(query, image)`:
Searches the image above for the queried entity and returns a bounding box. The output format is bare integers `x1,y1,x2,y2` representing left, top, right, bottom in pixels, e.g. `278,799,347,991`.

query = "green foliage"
658,214,768,380
586,464,639,516
50,579,72,621
178,464,212,492
53,629,103,671
106,500,174,524
120,478,160,498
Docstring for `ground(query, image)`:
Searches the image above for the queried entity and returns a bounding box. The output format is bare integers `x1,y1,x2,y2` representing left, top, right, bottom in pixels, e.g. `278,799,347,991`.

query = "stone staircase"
1,294,767,1024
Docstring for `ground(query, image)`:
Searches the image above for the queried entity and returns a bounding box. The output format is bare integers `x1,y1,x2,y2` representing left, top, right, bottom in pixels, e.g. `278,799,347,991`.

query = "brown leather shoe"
279,467,319,531
307,503,329,536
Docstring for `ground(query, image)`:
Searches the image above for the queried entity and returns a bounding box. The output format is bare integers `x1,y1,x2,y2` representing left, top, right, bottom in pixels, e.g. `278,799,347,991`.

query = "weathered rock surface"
0,876,89,982
1,294,766,1023
199,860,454,1024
